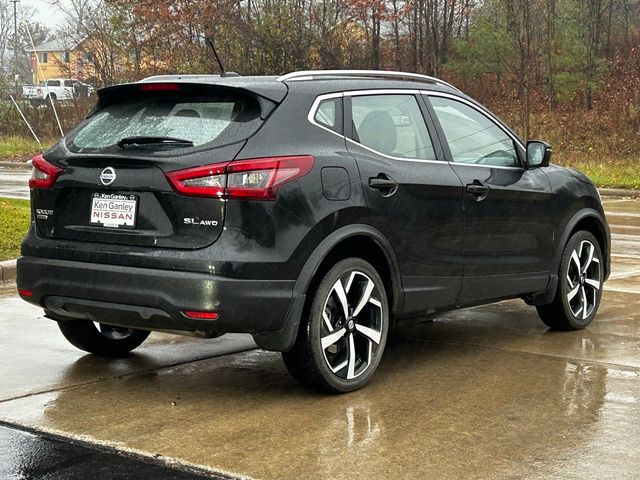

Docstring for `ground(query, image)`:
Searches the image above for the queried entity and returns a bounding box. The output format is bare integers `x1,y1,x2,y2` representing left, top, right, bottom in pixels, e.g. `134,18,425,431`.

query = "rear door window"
68,88,263,154
350,94,436,161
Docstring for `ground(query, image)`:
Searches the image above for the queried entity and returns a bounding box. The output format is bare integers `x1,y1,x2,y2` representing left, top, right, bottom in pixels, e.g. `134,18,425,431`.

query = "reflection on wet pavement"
0,198,638,479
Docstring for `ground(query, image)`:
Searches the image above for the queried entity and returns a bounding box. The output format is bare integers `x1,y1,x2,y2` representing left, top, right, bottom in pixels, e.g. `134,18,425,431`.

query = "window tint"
429,96,519,167
314,98,342,134
351,94,436,160
47,80,60,87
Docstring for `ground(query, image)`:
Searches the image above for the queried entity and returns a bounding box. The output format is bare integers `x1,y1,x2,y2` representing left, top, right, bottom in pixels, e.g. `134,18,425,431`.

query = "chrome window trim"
307,91,444,164
344,137,444,165
307,89,526,170
307,92,344,139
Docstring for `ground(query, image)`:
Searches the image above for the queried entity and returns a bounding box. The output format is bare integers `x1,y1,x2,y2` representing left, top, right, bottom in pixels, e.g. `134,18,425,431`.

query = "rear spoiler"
91,80,287,120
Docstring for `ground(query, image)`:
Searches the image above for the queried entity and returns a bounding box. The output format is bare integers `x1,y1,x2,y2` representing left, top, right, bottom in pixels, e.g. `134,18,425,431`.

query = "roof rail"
277,70,460,91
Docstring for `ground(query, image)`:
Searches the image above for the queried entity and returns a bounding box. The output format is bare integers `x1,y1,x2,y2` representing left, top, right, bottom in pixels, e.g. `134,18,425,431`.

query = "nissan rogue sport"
17,70,611,392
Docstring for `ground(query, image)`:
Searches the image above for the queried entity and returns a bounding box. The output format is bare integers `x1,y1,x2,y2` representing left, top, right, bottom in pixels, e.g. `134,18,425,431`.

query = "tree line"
50,0,638,139
1,0,637,146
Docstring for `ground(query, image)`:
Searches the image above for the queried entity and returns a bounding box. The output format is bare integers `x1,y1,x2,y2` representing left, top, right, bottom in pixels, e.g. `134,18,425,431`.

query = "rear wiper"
117,136,194,148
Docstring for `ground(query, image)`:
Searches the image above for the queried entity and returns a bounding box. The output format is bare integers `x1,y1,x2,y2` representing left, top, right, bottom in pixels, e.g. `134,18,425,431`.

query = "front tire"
537,231,603,330
283,258,389,393
58,319,150,357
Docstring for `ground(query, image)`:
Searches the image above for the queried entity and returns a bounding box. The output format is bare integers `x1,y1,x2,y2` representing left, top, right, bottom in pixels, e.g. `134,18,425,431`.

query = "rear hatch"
32,81,285,249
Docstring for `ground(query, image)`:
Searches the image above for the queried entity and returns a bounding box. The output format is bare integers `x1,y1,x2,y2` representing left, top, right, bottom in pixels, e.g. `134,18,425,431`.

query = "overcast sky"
20,0,66,30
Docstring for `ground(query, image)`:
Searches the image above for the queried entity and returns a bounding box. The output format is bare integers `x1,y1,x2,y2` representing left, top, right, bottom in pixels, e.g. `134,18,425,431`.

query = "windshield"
68,90,262,153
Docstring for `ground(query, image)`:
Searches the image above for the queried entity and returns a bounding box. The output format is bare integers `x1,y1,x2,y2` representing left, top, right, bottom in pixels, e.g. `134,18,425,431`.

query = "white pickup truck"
22,78,94,105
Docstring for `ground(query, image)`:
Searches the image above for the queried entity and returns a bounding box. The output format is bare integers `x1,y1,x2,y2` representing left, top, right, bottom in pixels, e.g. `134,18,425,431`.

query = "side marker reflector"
183,311,219,320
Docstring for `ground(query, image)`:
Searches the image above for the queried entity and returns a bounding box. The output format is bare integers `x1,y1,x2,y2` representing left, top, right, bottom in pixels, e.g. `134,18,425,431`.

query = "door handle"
368,174,398,196
466,180,489,200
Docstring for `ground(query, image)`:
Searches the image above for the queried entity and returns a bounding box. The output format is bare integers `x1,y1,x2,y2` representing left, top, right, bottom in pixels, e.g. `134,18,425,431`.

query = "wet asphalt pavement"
0,197,639,479
0,169,30,200
0,424,215,479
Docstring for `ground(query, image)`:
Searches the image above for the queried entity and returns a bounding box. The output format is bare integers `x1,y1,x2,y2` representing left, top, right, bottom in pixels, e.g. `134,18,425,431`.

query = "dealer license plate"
90,193,138,229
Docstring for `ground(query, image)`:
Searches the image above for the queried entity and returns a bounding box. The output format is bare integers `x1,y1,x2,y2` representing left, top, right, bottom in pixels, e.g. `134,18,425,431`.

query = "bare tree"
580,0,608,109
503,0,534,138
49,0,122,85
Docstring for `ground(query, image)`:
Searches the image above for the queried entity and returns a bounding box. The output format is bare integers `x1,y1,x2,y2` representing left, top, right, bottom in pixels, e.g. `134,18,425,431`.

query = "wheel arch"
528,207,611,307
560,209,610,281
252,224,403,352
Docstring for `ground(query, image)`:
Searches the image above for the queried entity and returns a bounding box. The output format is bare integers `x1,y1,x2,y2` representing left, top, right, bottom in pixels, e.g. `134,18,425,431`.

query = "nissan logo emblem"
100,167,116,186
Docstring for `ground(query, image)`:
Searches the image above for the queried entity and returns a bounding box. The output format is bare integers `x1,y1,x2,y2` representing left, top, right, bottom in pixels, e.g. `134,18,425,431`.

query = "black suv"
17,70,611,392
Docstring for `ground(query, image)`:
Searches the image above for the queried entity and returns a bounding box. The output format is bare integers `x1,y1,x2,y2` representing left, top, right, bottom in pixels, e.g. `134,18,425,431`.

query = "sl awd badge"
100,167,116,186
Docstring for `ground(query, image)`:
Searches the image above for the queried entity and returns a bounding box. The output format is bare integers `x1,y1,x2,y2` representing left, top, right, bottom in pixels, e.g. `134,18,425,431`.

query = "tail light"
29,154,62,189
165,164,226,197
166,155,314,200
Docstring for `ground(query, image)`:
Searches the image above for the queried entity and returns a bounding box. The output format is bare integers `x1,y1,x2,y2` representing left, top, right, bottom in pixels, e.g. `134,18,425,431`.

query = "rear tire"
282,258,389,393
537,230,603,330
58,319,150,357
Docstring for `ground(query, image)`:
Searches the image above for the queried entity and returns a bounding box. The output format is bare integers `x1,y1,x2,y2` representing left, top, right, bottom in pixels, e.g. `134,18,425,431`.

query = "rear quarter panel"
233,87,370,278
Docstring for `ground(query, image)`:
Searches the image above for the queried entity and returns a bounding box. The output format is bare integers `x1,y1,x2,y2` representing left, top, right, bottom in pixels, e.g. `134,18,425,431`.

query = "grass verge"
0,136,53,161
0,198,30,261
555,154,640,190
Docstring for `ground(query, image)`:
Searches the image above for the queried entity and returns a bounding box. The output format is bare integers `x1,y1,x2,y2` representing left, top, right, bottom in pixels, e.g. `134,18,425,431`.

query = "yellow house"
28,38,95,84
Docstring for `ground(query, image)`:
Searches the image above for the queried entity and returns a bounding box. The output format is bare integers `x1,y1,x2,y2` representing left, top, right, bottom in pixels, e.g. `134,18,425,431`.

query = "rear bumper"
17,256,296,336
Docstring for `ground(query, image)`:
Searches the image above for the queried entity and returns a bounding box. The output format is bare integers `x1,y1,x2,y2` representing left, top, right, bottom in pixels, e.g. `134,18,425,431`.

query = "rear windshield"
67,89,263,153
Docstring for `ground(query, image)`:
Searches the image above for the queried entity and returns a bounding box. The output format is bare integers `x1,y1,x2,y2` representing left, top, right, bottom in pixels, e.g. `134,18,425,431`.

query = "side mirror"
526,141,552,168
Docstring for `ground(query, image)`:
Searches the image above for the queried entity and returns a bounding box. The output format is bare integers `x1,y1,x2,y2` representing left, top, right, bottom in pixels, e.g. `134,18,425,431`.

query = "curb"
599,188,640,198
0,259,16,282
0,161,30,169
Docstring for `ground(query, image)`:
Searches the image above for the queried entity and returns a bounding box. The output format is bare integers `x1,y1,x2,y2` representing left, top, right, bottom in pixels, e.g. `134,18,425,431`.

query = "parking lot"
1,197,639,479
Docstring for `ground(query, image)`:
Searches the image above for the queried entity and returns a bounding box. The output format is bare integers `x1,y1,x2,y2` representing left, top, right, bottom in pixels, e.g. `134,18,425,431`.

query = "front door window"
429,96,519,167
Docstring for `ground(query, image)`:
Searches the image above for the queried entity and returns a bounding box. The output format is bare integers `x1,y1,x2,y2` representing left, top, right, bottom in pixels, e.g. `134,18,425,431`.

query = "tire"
283,258,389,393
57,319,150,357
537,230,604,330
